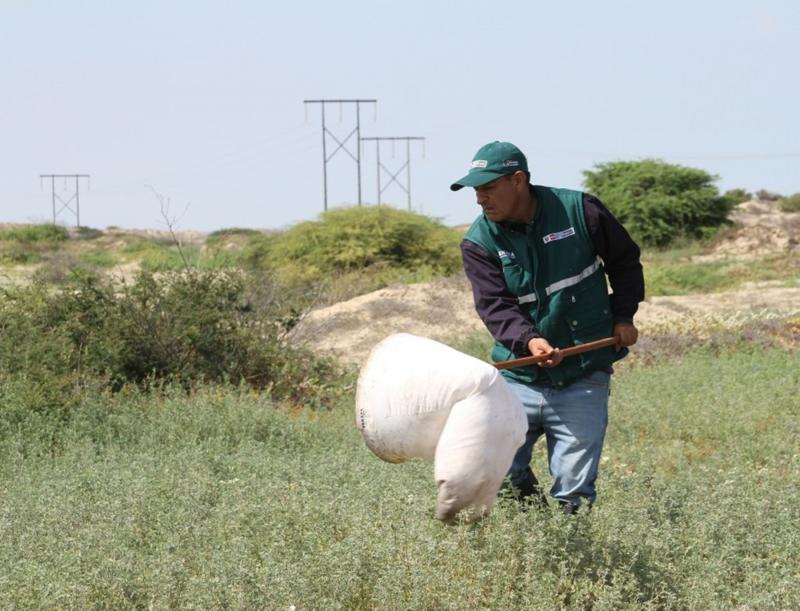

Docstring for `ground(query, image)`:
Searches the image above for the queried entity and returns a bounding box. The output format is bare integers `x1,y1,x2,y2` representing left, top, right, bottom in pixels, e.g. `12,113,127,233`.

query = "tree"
583,159,734,247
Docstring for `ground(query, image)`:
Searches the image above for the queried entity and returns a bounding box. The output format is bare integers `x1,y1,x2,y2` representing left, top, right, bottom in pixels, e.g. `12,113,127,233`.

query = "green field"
1,344,798,609
1,210,798,608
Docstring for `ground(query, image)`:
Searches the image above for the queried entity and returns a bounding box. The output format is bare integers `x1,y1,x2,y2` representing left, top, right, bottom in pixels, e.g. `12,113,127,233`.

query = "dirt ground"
290,200,800,366
693,199,799,261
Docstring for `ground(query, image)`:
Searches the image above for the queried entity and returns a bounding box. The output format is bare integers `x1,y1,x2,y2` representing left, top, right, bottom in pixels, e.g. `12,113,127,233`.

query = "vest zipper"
527,224,541,317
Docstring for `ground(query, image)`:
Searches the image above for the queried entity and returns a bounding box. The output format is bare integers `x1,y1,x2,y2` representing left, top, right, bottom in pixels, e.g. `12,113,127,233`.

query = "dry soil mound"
694,199,799,261
290,277,800,366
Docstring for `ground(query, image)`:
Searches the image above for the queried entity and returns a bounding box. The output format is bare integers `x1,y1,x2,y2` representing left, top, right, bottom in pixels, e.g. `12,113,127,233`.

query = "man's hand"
613,322,639,351
528,337,563,368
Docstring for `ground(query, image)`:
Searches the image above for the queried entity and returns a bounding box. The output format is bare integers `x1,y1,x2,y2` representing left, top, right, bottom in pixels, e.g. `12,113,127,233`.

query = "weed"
0,344,797,608
643,252,800,296
73,226,104,240
0,223,68,242
0,269,345,408
778,193,800,212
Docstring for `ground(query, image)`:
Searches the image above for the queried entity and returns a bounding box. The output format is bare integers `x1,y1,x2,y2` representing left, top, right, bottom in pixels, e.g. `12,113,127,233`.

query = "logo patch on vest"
542,227,576,244
497,250,516,261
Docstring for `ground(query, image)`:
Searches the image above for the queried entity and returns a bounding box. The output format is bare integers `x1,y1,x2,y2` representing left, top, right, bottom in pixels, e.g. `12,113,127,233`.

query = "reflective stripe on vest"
516,257,602,305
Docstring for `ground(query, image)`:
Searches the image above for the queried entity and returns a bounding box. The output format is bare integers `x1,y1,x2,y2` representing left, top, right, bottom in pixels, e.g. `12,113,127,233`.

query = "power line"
531,148,800,161
39,174,90,227
303,99,377,211
360,136,426,211
666,152,800,161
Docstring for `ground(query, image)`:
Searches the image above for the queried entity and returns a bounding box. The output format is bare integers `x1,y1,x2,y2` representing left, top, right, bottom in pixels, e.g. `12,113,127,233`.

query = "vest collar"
498,184,541,233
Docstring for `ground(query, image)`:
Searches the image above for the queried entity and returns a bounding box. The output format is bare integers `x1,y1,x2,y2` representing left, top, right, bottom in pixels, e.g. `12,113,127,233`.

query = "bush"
756,189,782,202
583,159,734,247
0,223,68,242
31,251,88,284
245,206,462,284
778,193,800,212
0,224,69,264
0,270,345,410
73,226,103,240
207,227,262,240
722,188,752,205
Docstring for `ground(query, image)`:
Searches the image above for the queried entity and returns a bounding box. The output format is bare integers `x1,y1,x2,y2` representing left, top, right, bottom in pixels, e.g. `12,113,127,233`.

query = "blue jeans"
506,370,610,508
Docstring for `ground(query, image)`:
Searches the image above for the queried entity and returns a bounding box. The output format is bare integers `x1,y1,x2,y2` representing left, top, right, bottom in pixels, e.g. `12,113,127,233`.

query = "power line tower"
360,136,425,211
40,174,90,227
303,99,377,211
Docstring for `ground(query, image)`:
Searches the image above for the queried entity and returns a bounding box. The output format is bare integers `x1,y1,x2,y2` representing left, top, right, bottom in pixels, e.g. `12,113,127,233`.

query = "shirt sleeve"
461,239,541,356
582,193,645,323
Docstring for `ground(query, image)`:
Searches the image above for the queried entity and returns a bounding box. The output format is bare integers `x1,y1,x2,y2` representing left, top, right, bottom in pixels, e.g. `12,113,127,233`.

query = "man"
451,141,644,513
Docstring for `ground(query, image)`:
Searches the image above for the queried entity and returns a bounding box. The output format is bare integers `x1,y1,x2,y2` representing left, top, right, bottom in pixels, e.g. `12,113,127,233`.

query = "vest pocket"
560,279,615,371
563,309,620,372
501,263,526,294
563,306,613,343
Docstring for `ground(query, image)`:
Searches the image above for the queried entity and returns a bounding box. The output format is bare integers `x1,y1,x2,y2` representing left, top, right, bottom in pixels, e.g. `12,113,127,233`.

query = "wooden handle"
493,336,619,370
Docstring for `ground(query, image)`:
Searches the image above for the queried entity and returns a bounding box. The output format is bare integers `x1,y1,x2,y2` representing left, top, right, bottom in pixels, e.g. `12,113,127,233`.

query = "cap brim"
450,170,507,191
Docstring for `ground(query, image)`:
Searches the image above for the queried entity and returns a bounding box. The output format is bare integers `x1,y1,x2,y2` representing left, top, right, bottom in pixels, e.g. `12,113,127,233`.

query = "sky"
2,0,799,232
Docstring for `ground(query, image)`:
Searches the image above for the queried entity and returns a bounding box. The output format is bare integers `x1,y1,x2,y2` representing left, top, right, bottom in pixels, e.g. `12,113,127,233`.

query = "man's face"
474,174,523,223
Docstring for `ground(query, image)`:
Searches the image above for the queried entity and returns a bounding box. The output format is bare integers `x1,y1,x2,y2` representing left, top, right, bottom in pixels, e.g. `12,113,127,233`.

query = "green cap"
450,141,528,191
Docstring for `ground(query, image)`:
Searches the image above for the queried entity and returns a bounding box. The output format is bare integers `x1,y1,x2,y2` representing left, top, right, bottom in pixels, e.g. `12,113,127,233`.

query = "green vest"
464,185,627,387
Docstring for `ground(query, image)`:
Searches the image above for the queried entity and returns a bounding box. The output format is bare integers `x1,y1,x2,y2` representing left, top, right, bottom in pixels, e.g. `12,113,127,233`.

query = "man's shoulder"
463,213,490,240
534,184,585,202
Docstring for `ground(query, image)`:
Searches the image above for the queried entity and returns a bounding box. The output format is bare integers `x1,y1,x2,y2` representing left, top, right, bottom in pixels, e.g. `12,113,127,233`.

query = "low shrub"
0,242,46,264
721,187,752,204
31,251,87,284
0,224,68,263
0,223,68,242
73,226,104,240
245,206,462,285
201,229,271,270
207,227,262,241
778,192,800,212
0,270,346,413
756,188,782,201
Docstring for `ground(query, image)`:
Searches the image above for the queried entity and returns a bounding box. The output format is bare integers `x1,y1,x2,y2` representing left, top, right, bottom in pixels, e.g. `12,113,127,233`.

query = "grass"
1,343,798,608
76,250,117,268
778,193,800,212
0,224,68,242
0,225,69,264
643,251,800,296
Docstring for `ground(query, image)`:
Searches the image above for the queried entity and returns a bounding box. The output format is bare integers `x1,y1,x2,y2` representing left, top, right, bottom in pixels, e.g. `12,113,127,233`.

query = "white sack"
356,333,499,462
434,378,527,522
355,333,528,522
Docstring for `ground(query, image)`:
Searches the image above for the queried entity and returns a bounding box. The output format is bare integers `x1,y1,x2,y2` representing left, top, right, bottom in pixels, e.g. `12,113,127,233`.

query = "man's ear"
512,170,527,190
